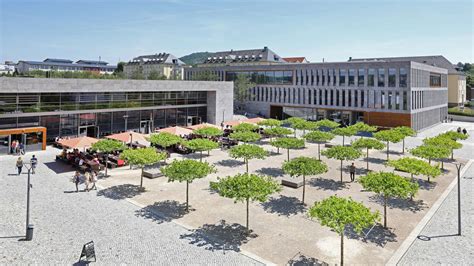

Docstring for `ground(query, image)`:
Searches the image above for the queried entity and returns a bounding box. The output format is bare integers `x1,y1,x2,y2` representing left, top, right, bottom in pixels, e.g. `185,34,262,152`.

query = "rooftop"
128,53,185,65
201,46,286,65
282,57,309,63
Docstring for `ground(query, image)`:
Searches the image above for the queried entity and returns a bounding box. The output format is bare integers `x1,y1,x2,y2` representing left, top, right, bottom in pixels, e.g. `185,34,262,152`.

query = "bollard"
26,224,34,241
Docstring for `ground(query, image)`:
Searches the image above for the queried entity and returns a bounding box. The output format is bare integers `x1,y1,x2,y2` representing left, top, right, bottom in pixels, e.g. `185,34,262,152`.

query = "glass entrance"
139,120,152,134
79,125,98,138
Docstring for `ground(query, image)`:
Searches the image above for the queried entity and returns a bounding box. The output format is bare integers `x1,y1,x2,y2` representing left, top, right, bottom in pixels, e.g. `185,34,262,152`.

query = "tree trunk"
186,180,189,212
386,141,390,160
318,143,321,161
340,231,344,266
429,158,431,165
245,159,249,173
246,198,250,231
366,147,369,171
140,167,144,188
441,160,444,170
302,175,306,205
402,139,405,154
105,154,109,177
200,151,203,162
340,160,343,183
451,149,454,160
287,148,290,161
383,195,387,228
342,136,345,146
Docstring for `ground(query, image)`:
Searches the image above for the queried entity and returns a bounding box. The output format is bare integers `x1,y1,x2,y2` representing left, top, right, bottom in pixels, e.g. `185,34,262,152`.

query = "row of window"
26,65,115,72
225,71,293,85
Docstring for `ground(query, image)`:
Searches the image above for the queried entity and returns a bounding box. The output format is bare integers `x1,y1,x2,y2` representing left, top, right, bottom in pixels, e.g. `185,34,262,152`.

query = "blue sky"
1,0,472,65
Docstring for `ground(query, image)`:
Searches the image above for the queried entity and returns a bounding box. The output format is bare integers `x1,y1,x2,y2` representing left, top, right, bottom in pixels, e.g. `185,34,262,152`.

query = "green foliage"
314,119,340,130
147,70,167,80
179,52,214,65
293,120,317,131
114,62,125,73
282,157,328,177
271,137,305,150
284,117,306,127
410,144,451,162
332,127,357,144
309,195,380,235
161,159,216,183
257,118,282,128
229,144,268,172
193,127,223,137
394,126,416,137
234,74,256,103
232,122,259,132
360,171,419,199
423,136,462,151
229,131,261,143
263,126,293,137
130,68,145,80
439,131,469,140
184,138,219,152
149,132,182,148
210,173,281,204
448,106,474,117
373,129,404,143
350,122,377,134
190,70,219,81
91,139,126,153
24,70,123,80
304,131,335,143
322,145,362,161
352,138,385,150
387,157,441,181
120,147,166,167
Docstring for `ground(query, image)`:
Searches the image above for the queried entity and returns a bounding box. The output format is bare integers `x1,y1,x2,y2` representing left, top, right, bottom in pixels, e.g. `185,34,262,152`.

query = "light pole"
123,114,129,132
24,163,33,241
455,163,463,236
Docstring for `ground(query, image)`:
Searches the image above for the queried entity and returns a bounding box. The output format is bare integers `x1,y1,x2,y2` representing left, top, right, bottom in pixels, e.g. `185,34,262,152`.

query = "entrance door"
139,121,151,134
79,126,98,138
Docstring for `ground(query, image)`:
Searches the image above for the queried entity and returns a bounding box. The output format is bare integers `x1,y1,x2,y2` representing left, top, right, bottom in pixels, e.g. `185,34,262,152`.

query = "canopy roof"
187,123,220,130
224,117,266,126
106,131,150,146
158,126,193,136
57,136,98,149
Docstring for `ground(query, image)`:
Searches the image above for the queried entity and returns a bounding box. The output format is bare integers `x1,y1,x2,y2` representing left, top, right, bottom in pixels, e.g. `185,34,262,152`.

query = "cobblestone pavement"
0,150,262,265
398,162,474,265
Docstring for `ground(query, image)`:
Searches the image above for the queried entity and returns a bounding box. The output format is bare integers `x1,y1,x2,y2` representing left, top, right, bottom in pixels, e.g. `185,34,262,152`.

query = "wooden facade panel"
364,112,411,128
0,127,47,150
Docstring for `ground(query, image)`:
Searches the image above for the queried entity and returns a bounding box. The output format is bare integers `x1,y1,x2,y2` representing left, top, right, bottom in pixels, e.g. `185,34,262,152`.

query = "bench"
143,170,164,179
324,143,336,148
281,178,304,188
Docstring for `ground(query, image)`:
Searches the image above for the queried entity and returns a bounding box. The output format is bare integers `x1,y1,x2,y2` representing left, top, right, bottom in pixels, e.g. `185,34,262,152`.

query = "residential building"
197,47,286,67
0,63,15,75
283,57,309,63
0,77,233,155
16,58,116,74
351,56,466,107
124,53,185,80
185,57,448,131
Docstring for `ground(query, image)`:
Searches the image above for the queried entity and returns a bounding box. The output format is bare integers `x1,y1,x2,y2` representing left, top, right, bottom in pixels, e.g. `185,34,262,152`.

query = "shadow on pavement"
308,177,347,191
415,179,437,190
288,253,329,266
96,184,143,200
261,195,306,217
346,224,397,247
369,195,428,213
44,161,74,174
180,220,257,252
255,167,285,178
135,200,187,223
214,159,245,168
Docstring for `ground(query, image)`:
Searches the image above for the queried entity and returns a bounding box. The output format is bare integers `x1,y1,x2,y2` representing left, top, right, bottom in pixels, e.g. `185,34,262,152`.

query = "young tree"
394,126,416,154
303,131,335,160
387,157,442,183
314,119,340,130
322,145,362,182
350,122,377,138
130,68,145,80
191,70,219,81
229,144,268,173
232,122,259,132
147,70,166,80
161,159,216,212
120,147,167,189
229,131,261,143
309,196,380,266
234,74,256,111
271,137,305,161
193,127,223,138
184,138,219,162
282,157,328,204
91,139,126,177
359,171,419,228
373,129,404,160
284,117,307,137
210,173,281,231
332,127,357,146
439,130,469,141
293,120,318,138
149,132,182,159
257,118,281,128
410,144,451,169
423,136,462,160
352,138,386,170
263,126,293,153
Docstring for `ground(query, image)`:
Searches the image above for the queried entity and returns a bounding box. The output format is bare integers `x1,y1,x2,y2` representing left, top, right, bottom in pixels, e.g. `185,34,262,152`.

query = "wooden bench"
281,179,304,188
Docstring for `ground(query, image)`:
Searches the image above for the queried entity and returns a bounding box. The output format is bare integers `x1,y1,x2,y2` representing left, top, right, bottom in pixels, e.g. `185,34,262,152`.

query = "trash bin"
26,224,34,241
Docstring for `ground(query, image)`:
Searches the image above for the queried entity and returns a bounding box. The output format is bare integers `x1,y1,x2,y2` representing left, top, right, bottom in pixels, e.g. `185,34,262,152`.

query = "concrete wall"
448,74,466,106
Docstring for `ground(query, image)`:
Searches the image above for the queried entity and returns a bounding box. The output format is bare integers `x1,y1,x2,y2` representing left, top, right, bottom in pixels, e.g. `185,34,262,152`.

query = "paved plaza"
1,121,473,265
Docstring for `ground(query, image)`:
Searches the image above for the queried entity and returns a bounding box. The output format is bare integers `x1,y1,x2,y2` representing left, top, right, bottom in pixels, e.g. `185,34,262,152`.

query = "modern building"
0,77,233,154
351,56,466,107
185,57,448,131
283,57,309,63
124,53,185,80
16,58,117,74
197,47,286,68
0,63,15,75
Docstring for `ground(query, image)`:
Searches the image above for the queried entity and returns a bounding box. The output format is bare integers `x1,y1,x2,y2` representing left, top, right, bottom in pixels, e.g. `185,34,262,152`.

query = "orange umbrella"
158,126,193,136
106,131,150,146
223,120,244,127
187,123,220,130
244,117,266,124
57,136,98,149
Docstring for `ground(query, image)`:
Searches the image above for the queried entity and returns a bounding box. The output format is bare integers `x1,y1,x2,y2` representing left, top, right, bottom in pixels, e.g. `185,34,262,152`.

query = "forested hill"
179,52,213,65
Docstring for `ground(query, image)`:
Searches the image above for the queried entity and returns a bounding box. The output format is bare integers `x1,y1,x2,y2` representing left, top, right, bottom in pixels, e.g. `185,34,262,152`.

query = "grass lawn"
448,106,474,117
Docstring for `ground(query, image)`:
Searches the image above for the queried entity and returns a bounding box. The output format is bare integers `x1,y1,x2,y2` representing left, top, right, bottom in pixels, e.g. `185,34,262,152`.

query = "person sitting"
78,158,84,166
92,157,99,164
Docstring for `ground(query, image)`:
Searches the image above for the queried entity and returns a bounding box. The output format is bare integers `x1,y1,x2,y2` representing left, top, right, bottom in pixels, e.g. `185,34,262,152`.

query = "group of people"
72,170,98,192
457,127,468,135
15,155,38,175
10,140,25,155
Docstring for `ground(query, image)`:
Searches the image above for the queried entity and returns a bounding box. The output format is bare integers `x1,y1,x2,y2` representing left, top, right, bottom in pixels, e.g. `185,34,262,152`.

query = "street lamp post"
24,163,33,241
455,163,463,236
123,114,129,132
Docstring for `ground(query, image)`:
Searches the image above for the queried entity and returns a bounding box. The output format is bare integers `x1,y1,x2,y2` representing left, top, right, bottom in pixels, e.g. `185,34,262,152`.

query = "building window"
399,68,407,87
395,92,400,110
381,91,385,108
388,91,393,109
348,90,352,107
324,89,328,105
368,69,375,87
332,69,336,86
355,90,358,107
339,69,346,86
348,69,355,86
388,68,396,87
378,68,385,87
330,89,334,105
403,91,407,110
322,70,326,85
342,90,346,107
361,90,365,107
430,73,441,87
336,90,340,106
358,69,365,86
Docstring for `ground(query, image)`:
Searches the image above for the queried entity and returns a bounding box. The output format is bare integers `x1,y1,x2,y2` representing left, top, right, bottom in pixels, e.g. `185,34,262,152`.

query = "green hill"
180,52,214,65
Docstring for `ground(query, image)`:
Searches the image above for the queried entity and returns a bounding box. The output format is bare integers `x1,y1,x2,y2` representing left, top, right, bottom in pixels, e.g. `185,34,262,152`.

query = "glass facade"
358,69,365,86
388,68,396,87
399,68,407,87
339,69,346,86
378,68,385,87
348,69,355,86
368,69,375,86
225,71,293,85
429,73,441,87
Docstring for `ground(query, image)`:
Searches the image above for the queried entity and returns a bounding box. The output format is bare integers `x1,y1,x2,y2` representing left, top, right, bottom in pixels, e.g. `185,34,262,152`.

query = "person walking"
84,171,91,192
349,162,356,182
19,142,25,155
10,141,17,154
90,171,98,190
72,171,81,192
30,155,38,174
16,157,24,175
462,128,468,135
457,127,462,133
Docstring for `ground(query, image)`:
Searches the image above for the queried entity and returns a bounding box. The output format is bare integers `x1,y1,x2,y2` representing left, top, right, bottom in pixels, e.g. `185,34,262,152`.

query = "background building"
124,53,185,80
196,47,286,67
0,77,233,154
16,58,116,74
283,57,309,63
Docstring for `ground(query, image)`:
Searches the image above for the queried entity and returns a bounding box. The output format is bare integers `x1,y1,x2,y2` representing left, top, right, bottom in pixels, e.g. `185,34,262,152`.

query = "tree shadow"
96,184,143,200
214,159,245,167
308,178,347,191
255,167,285,178
345,224,397,247
261,195,306,217
135,200,187,223
183,153,207,161
44,161,74,174
367,157,387,165
180,220,257,252
369,195,428,213
288,253,329,266
415,179,437,191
